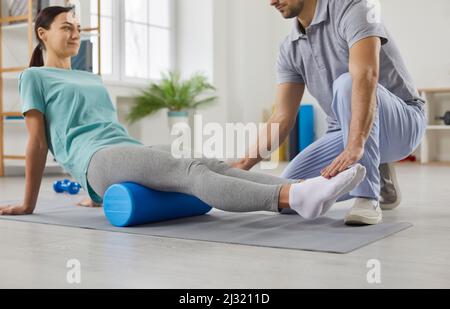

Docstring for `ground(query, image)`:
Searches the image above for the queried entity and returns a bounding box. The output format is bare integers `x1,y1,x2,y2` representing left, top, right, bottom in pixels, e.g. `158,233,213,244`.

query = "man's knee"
281,152,322,180
333,72,353,94
332,72,353,118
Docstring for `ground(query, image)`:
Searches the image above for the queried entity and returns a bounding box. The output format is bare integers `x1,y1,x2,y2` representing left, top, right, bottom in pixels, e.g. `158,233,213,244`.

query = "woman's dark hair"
29,6,74,67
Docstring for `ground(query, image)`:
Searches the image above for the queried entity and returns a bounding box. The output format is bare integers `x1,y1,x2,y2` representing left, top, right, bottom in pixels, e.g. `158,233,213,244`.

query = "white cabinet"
419,88,450,164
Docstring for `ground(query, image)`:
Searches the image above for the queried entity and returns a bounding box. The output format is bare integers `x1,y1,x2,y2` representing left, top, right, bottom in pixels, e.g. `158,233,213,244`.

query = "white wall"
381,0,450,88
176,0,228,127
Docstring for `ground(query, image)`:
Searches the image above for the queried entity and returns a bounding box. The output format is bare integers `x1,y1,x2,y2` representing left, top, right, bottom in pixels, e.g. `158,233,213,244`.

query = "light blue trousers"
282,73,427,201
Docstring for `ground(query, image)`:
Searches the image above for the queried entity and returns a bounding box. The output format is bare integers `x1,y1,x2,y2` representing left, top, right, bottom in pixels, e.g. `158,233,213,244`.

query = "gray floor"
1,162,449,288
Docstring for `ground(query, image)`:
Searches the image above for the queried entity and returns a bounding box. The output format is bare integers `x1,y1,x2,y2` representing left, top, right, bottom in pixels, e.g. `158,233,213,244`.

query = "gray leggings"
86,144,297,213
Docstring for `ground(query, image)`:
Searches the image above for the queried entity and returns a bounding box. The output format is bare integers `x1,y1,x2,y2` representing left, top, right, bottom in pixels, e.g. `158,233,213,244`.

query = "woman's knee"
150,144,172,153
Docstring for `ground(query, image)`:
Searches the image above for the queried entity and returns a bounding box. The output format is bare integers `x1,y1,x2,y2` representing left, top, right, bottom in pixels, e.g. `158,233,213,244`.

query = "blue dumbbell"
53,179,81,195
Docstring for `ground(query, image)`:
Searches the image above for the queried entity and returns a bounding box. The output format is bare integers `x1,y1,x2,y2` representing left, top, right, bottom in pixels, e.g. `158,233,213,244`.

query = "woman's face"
39,12,81,58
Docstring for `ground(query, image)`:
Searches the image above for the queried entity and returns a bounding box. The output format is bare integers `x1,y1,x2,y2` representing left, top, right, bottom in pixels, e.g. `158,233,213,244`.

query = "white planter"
167,111,189,129
168,111,190,144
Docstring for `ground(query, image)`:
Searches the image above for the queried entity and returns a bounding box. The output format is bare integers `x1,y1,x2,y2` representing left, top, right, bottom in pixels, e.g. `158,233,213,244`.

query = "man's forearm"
348,73,378,148
23,142,48,210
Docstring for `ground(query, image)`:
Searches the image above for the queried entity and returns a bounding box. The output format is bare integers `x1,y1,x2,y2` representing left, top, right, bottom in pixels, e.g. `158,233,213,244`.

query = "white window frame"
100,0,176,86
89,0,118,80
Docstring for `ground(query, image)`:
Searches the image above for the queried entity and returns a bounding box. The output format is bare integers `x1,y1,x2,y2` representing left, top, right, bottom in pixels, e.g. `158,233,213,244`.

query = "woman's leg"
87,145,284,213
87,145,366,218
149,144,298,185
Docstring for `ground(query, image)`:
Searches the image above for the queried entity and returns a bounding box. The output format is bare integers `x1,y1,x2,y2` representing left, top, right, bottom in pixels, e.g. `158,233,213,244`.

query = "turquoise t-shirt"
18,66,143,203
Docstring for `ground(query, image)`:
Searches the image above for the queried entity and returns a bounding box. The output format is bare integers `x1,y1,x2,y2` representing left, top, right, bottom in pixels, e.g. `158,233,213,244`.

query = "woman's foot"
76,197,102,208
288,164,366,220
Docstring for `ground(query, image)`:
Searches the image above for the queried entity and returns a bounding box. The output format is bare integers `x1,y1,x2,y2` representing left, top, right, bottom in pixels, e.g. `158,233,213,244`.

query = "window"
87,0,173,81
124,0,172,80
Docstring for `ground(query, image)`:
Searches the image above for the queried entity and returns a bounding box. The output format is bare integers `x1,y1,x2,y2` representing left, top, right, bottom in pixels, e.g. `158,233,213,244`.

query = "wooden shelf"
1,111,22,117
4,155,26,160
81,27,100,32
0,0,34,176
1,22,98,33
419,88,450,94
0,66,27,73
0,15,28,24
428,125,450,131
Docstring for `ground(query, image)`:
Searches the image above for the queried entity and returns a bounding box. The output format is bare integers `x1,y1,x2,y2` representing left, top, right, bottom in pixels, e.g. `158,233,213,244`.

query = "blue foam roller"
103,182,212,227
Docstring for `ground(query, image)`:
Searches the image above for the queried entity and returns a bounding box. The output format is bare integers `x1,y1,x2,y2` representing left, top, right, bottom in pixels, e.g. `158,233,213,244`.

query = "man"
232,0,426,225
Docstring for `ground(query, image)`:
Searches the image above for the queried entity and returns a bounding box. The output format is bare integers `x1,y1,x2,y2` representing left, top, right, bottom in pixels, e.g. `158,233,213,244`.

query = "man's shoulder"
328,0,370,16
328,0,365,8
278,32,298,57
279,34,292,48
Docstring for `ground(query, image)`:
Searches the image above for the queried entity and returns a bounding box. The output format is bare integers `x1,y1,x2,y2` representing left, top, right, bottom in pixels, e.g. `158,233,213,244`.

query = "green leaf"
127,70,218,123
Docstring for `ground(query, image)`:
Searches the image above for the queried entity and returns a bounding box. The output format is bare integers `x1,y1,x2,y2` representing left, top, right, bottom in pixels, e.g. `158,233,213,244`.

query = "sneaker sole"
345,213,383,226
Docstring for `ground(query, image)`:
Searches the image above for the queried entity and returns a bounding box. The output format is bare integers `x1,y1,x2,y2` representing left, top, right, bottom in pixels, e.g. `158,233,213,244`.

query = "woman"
0,6,366,219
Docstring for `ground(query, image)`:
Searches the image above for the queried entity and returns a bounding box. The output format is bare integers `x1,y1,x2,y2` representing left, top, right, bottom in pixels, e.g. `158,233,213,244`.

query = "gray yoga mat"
0,195,412,254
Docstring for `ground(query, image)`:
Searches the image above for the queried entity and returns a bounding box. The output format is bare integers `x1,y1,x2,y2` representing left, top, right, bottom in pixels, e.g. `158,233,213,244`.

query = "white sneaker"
379,163,402,210
345,198,383,225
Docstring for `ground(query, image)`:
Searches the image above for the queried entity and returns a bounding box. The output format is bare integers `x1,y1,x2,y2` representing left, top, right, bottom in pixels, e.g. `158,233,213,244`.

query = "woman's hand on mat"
76,197,102,208
321,145,364,179
0,204,34,216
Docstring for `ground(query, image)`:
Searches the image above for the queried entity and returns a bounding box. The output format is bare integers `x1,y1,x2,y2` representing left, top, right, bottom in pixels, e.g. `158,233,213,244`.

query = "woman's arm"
23,110,49,211
0,110,48,215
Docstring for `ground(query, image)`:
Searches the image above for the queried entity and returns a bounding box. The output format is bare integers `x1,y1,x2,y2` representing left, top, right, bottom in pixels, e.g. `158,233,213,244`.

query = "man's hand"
321,143,365,179
0,203,34,216
230,159,253,171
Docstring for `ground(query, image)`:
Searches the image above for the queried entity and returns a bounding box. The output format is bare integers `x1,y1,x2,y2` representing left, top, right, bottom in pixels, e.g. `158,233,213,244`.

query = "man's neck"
297,0,318,31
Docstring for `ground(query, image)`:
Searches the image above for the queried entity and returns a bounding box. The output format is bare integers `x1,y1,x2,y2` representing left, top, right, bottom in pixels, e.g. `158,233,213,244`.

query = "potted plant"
127,71,218,132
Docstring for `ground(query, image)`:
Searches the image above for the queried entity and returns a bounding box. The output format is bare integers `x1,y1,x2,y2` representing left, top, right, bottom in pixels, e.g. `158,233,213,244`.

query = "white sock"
320,165,368,215
288,164,366,220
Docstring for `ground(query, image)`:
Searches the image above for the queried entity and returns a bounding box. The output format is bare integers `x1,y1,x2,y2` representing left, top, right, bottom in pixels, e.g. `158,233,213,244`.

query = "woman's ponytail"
29,44,44,67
